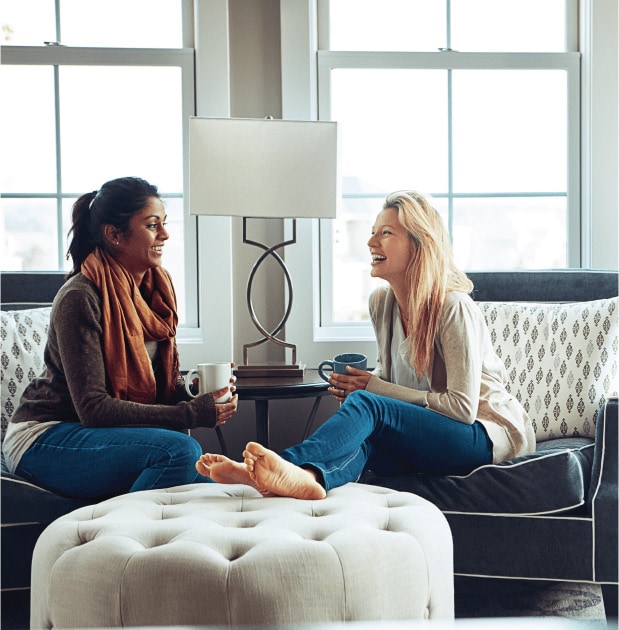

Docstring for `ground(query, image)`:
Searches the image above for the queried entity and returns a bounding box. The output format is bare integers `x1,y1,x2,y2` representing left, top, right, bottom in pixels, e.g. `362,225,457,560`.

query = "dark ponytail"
66,191,98,278
66,177,159,278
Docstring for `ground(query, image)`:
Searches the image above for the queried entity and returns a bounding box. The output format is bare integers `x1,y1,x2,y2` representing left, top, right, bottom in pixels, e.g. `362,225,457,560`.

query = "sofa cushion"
1,473,92,590
478,298,618,442
1,307,51,441
362,437,595,516
1,474,91,525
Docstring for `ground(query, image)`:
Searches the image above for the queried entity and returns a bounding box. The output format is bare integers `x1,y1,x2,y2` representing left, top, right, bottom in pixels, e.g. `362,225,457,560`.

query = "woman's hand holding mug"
185,362,238,425
186,362,234,401
317,353,371,402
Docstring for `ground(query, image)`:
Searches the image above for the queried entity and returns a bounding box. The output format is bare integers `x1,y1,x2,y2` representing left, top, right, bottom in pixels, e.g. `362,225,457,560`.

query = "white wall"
583,0,619,270
228,0,287,367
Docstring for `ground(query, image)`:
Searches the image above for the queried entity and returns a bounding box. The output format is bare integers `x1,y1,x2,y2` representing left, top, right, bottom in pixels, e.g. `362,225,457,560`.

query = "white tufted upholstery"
31,482,454,628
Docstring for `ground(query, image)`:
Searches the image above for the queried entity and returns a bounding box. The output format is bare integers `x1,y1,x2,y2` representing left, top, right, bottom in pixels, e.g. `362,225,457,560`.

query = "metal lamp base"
236,217,304,378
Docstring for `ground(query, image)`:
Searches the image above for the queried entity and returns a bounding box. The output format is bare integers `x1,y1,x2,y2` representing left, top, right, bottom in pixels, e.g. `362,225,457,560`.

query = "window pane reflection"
451,0,566,52
2,199,59,270
452,197,567,270
329,0,444,52
0,65,56,192
452,70,567,193
328,0,565,53
1,0,56,46
60,0,183,48
59,66,183,193
332,69,448,194
1,0,183,47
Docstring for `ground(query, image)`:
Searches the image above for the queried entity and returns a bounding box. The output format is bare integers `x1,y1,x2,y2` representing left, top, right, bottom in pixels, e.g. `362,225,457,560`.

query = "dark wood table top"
234,368,330,400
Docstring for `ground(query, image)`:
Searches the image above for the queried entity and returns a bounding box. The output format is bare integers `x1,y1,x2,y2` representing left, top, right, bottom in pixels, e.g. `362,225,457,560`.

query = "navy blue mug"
318,353,367,382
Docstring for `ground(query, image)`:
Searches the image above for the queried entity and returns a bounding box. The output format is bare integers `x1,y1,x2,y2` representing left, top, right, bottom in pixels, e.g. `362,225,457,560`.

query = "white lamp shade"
189,117,339,219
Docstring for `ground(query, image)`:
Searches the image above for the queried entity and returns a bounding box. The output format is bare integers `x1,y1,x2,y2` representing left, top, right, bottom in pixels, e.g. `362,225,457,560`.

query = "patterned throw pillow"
478,298,618,442
1,308,51,441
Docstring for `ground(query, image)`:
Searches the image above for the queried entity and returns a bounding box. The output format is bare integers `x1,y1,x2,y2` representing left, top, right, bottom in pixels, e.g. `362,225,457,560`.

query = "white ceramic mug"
185,362,232,403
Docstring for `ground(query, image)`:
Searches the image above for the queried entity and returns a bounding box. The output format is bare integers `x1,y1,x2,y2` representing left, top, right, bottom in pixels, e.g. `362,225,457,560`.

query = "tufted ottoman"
31,482,454,628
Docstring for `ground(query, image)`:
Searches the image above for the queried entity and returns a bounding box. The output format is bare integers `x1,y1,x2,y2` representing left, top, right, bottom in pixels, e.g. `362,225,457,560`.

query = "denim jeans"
16,422,211,499
281,390,493,491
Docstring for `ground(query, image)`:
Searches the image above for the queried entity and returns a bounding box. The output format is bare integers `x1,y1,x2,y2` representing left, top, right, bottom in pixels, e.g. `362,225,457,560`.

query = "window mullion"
445,0,451,50
55,0,61,43
446,0,453,239
447,68,454,241
54,64,63,268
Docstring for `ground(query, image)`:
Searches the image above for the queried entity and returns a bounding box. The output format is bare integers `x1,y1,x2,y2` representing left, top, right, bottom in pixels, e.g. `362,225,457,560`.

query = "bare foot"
243,442,326,500
195,453,254,486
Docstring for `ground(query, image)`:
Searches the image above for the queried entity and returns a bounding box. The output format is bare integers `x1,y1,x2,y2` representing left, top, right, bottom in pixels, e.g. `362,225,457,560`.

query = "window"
317,0,580,329
0,0,197,325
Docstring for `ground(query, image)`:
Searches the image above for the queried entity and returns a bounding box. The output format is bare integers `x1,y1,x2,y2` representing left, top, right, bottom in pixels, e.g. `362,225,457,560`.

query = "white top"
390,305,430,392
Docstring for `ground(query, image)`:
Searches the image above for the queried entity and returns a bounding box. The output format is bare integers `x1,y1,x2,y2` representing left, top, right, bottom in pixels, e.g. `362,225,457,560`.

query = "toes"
243,455,255,470
246,441,268,458
203,453,222,465
195,460,210,475
245,466,256,479
244,458,257,481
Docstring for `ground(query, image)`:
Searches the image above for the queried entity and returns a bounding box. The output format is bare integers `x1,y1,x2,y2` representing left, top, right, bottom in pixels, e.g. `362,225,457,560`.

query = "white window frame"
1,45,197,295
316,50,581,342
281,0,618,368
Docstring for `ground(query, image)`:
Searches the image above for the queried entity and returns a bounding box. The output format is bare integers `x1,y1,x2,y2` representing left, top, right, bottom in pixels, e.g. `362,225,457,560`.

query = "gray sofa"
1,269,618,622
363,270,618,620
1,272,93,596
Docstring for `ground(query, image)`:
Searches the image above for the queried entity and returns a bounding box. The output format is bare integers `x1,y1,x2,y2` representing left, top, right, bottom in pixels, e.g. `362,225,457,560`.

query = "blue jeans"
16,422,211,499
281,390,493,491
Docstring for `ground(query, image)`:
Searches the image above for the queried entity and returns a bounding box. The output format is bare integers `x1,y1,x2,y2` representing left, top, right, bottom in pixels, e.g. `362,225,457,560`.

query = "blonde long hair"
383,191,473,376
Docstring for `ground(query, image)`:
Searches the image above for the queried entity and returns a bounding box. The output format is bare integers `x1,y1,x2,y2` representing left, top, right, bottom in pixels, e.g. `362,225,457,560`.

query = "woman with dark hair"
2,176,237,499
196,190,535,499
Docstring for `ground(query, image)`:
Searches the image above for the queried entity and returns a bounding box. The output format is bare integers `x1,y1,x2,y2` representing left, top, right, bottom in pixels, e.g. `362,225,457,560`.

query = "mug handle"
317,360,334,382
185,369,198,397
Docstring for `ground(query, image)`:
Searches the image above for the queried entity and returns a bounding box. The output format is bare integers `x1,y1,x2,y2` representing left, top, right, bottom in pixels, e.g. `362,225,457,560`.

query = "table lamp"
189,116,340,377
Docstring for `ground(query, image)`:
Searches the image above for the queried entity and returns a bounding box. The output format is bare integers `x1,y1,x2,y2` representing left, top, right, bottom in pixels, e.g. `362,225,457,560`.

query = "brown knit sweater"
11,273,217,431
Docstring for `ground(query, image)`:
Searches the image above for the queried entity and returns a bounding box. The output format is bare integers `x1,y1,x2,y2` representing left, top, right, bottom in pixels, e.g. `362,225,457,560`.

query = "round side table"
235,369,330,449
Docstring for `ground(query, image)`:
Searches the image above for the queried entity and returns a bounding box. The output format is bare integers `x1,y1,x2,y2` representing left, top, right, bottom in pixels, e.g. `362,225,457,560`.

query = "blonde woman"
197,191,535,499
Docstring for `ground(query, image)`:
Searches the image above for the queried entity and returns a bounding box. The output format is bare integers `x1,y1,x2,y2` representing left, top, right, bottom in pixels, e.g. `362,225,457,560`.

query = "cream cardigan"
366,286,535,463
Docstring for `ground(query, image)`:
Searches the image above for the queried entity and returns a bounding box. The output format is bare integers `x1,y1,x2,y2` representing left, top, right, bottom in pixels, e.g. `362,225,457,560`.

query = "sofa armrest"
588,397,618,582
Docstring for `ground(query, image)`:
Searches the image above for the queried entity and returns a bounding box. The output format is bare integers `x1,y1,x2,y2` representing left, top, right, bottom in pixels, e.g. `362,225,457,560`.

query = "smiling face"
108,197,169,284
367,207,415,287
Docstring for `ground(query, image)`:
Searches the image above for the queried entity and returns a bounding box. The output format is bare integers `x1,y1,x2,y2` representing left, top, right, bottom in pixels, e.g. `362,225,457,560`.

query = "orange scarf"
82,248,179,404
